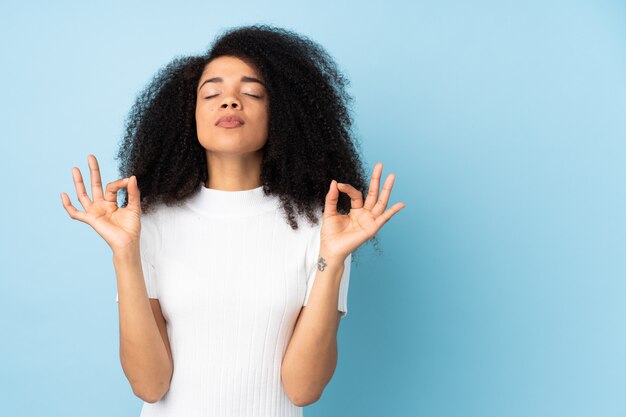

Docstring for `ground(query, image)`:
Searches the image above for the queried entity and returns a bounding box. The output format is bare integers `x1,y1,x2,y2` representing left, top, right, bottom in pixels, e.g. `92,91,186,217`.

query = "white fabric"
115,183,351,416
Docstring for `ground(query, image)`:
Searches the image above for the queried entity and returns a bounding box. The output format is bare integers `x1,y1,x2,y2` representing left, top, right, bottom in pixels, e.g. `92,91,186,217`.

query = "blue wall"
1,0,624,416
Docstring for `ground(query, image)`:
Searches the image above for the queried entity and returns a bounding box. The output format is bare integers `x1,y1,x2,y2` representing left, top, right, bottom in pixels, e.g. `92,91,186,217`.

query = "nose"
220,96,241,109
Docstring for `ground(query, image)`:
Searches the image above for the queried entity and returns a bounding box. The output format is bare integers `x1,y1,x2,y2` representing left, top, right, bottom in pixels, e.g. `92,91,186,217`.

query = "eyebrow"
197,76,266,92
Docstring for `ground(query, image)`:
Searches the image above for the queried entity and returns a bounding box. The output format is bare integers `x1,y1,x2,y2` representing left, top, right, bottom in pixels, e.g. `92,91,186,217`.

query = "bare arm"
280,253,345,407
61,155,173,403
280,166,404,406
115,247,173,403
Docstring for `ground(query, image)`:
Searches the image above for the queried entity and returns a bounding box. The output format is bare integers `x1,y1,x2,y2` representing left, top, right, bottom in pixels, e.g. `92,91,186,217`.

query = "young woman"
61,24,404,417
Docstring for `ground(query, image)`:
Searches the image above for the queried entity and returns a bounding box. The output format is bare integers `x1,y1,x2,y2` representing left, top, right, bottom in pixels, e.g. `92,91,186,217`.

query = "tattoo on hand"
317,256,327,272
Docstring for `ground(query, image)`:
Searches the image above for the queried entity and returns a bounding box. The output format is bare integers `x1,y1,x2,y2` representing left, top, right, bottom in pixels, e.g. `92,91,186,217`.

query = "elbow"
287,389,322,407
125,358,173,404
131,372,172,404
134,383,169,404
135,390,159,404
281,361,327,406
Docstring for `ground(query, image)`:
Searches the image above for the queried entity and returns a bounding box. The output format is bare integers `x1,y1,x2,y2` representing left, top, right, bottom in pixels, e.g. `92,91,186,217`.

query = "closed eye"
204,93,262,99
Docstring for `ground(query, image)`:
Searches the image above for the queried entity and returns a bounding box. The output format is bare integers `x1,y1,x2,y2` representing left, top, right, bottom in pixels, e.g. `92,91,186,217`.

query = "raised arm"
115,246,173,403
61,154,172,402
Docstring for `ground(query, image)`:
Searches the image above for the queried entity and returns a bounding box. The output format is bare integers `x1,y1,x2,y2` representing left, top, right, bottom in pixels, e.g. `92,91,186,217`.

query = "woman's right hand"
61,154,142,254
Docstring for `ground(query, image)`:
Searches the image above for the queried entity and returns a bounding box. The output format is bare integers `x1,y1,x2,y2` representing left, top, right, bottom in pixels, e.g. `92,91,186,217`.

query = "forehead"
200,56,263,80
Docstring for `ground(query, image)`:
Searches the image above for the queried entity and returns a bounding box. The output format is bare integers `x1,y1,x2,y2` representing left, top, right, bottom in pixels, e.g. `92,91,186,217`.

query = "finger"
88,154,105,202
60,191,90,223
72,167,93,210
363,162,383,211
336,182,364,209
126,176,141,213
323,179,340,217
104,178,130,203
371,173,396,217
373,201,406,229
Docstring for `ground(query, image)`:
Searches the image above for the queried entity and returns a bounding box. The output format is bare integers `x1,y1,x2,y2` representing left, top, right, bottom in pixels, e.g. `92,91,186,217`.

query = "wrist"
112,244,141,265
315,251,346,274
318,241,348,265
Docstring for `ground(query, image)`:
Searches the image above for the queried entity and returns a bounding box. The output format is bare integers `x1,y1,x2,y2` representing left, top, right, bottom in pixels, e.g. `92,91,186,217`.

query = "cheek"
195,106,212,139
195,102,211,124
260,105,270,126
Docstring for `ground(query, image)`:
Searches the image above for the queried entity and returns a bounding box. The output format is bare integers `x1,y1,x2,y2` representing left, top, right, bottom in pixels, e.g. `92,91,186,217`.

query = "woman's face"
195,55,269,155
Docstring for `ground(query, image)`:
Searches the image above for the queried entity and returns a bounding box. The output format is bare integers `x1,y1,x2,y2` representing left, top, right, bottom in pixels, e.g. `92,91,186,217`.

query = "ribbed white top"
187,184,278,215
115,183,351,416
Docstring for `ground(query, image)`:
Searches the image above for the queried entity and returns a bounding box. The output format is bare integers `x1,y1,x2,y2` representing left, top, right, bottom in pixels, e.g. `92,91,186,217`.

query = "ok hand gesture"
320,162,405,261
61,154,142,253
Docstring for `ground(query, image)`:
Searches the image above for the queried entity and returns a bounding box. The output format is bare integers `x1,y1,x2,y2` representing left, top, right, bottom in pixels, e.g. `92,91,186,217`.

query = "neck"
205,149,263,191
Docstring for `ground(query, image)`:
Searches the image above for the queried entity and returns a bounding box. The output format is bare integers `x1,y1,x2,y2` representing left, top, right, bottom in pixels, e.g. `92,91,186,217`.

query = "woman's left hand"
319,162,406,261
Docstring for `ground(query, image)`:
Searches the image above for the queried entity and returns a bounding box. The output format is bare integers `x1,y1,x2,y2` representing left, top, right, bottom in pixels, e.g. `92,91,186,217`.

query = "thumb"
127,176,141,213
323,179,339,218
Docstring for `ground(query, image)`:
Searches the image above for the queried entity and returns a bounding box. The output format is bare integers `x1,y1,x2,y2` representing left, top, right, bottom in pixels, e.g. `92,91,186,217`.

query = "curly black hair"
115,24,380,257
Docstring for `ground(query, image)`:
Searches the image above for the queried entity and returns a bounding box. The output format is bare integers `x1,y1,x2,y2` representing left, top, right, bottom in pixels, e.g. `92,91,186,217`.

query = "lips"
216,115,244,128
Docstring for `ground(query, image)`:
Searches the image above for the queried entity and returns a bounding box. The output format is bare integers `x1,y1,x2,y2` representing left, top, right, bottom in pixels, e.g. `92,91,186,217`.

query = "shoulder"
140,206,162,228
302,207,324,256
140,200,184,226
299,204,324,230
288,204,323,241
139,203,171,239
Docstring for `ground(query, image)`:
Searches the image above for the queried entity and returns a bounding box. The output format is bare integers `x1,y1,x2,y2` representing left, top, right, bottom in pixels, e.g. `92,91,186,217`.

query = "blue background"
1,0,625,416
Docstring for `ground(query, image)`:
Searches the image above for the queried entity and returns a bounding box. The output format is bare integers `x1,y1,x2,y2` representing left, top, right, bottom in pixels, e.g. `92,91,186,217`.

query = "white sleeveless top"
116,183,351,416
